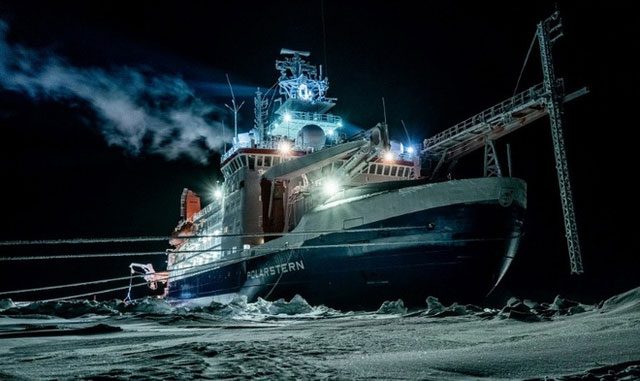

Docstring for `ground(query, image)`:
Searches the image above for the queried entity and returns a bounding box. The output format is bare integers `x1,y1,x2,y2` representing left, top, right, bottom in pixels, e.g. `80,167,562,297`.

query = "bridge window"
376,165,383,175
257,156,263,166
248,155,255,169
390,166,397,176
264,156,272,167
383,166,391,176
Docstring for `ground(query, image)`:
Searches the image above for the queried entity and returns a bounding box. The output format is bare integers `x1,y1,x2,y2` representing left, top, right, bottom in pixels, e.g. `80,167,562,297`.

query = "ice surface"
0,323,122,339
527,360,640,380
1,288,639,380
0,298,16,310
124,297,173,315
376,299,408,314
423,296,483,317
599,286,640,315
0,294,339,321
1,299,121,318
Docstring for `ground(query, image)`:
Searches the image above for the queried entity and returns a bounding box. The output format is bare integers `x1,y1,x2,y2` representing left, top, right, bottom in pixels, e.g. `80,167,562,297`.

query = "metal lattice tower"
537,12,584,274
420,11,587,275
483,139,502,177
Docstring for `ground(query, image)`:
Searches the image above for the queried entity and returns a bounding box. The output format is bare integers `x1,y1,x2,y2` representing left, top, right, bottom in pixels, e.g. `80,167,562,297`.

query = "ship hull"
166,178,526,309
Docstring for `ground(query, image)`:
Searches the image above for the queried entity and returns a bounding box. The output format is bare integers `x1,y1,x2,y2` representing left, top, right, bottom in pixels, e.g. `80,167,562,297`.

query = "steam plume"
0,21,232,164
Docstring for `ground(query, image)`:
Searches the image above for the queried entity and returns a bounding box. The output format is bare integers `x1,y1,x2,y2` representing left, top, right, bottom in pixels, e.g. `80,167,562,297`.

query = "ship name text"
247,260,305,279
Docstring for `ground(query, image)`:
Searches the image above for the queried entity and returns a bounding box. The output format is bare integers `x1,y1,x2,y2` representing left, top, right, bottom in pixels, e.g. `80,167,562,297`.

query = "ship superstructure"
167,49,419,290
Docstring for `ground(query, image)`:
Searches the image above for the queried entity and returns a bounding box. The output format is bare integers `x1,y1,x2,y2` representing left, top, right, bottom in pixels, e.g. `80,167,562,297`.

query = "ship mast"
225,73,245,142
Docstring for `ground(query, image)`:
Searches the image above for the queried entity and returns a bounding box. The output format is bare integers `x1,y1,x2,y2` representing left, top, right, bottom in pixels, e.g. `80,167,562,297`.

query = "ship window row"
222,153,293,177
364,163,413,178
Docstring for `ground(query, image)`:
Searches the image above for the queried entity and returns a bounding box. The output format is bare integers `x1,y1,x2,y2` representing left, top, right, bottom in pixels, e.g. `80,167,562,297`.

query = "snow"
1,288,639,380
599,286,640,315
376,299,408,315
0,299,16,310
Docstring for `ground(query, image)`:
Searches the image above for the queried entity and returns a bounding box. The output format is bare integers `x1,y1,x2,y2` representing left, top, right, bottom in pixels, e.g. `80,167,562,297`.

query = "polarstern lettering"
247,260,305,279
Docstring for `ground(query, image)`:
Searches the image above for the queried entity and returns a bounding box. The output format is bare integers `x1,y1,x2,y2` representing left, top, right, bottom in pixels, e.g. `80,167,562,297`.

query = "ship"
130,12,587,309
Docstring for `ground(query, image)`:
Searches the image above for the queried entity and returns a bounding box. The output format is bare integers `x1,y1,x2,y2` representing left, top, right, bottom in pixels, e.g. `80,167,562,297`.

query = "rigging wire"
0,251,168,261
43,280,150,302
0,273,145,297
0,225,503,262
320,0,329,77
513,31,539,97
43,258,269,302
0,234,521,298
0,225,431,247
0,252,244,297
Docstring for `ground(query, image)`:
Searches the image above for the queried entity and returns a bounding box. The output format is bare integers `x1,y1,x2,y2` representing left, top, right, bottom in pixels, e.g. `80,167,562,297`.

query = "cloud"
0,21,233,164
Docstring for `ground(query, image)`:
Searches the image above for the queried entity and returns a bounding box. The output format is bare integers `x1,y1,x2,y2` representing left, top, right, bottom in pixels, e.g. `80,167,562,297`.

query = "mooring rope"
0,225,429,247
513,30,539,97
0,234,522,299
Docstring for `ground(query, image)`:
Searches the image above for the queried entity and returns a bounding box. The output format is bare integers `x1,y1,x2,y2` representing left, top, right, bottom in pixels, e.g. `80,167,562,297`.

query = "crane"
420,11,587,274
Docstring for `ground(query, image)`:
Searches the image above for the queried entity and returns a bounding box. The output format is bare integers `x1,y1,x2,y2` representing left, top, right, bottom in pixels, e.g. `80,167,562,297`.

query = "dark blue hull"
167,201,523,309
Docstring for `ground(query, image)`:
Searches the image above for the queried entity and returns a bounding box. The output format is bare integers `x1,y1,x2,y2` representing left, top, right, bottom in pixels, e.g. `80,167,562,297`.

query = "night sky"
0,1,637,303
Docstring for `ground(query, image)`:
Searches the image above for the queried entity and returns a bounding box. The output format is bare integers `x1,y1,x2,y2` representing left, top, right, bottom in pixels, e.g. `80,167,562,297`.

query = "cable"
46,233,520,302
45,265,259,303
0,273,144,296
513,31,538,97
43,281,150,302
320,0,329,77
0,234,521,298
0,236,166,247
0,251,167,261
0,253,230,297
0,252,242,297
0,225,431,247
0,229,511,262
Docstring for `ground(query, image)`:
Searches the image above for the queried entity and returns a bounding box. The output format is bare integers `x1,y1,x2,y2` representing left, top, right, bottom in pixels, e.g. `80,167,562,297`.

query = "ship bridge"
269,111,342,140
268,49,342,142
